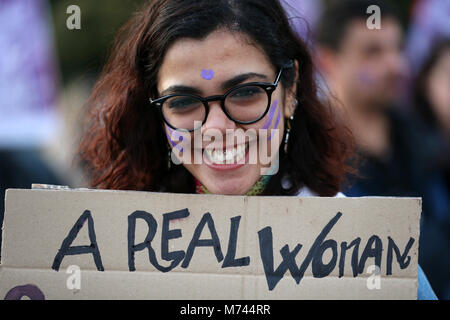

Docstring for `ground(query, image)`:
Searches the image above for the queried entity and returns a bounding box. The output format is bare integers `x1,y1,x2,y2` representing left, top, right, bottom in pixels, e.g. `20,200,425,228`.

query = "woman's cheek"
165,125,194,165
255,99,284,176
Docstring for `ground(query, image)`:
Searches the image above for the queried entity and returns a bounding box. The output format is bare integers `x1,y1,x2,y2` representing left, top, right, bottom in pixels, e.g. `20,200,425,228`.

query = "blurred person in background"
412,39,450,299
0,0,67,256
414,39,450,186
315,0,450,299
405,0,450,76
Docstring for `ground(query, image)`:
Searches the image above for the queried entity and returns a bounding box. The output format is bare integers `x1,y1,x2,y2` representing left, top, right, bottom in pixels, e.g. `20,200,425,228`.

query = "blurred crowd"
0,0,449,299
302,0,450,299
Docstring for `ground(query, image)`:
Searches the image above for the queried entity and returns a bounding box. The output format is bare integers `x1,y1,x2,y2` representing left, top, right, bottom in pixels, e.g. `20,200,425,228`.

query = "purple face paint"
201,69,214,80
166,126,184,152
268,108,281,141
357,70,376,87
262,99,278,130
4,284,45,300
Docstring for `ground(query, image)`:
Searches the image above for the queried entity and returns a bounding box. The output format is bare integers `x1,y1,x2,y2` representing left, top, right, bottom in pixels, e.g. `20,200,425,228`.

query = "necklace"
195,175,271,196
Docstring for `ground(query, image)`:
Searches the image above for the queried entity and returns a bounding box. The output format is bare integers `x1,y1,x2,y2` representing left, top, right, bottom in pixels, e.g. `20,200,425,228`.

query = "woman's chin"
205,183,247,195
187,162,262,195
202,178,255,195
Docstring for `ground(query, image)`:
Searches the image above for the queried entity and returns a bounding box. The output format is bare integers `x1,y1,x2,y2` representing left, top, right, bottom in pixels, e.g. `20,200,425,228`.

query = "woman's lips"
202,143,250,171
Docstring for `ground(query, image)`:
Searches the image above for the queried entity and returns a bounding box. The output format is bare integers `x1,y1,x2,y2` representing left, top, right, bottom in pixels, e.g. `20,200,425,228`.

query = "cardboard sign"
0,187,420,299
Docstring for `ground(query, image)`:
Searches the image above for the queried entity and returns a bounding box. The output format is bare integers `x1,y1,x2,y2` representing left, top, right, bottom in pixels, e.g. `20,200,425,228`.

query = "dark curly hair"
77,0,355,196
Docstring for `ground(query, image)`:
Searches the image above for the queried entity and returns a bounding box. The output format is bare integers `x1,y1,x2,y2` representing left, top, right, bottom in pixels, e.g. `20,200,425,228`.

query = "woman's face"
157,30,296,195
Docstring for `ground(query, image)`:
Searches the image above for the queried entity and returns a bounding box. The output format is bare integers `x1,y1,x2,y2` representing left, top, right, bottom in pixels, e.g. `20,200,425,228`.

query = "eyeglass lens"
161,85,269,131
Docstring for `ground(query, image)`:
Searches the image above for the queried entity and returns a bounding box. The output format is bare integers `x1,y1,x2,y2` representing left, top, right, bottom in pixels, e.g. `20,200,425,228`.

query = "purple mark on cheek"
201,69,214,80
262,99,278,130
166,126,184,152
268,108,281,141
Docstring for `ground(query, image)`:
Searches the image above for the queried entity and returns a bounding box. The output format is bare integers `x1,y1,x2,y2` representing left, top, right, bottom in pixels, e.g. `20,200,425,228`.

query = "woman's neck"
195,175,271,196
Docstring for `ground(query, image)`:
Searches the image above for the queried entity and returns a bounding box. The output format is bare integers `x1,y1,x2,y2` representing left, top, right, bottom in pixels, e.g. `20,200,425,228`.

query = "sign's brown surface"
0,187,420,299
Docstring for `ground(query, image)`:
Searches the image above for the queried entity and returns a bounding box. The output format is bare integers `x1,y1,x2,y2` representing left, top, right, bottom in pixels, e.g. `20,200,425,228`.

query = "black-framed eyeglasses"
149,62,292,132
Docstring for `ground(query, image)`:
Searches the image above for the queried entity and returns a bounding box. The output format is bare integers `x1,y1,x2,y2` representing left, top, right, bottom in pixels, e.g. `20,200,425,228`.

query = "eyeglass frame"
149,61,293,132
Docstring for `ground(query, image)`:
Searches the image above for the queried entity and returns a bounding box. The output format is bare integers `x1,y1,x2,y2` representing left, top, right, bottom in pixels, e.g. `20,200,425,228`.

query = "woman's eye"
168,97,199,109
232,88,258,98
229,86,264,100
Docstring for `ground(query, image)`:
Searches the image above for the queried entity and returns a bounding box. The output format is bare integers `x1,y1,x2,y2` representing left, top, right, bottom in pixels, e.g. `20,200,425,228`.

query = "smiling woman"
75,0,438,301
77,0,354,197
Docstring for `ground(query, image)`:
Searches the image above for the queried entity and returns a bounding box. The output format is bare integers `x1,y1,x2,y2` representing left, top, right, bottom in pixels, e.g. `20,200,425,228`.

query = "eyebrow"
159,72,269,97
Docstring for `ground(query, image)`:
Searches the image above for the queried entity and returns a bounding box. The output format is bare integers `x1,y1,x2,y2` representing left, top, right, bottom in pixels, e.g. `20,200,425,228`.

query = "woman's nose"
201,101,236,134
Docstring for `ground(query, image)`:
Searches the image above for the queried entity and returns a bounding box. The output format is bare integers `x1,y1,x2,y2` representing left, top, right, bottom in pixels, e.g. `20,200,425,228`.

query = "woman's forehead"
157,30,274,91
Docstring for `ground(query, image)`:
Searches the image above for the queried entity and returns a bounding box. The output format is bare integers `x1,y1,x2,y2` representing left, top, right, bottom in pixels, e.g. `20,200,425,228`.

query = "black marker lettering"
161,209,189,265
258,226,303,290
258,212,343,290
127,210,179,272
358,235,382,274
52,210,104,271
182,212,224,268
222,216,250,268
386,236,415,275
312,239,338,278
339,238,361,277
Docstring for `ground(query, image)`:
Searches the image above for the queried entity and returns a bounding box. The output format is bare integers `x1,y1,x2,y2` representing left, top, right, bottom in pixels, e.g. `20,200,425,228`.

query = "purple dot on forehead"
201,69,214,80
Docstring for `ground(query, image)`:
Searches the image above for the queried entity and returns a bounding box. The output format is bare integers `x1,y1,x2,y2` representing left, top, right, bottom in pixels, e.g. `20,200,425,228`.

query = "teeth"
204,144,247,164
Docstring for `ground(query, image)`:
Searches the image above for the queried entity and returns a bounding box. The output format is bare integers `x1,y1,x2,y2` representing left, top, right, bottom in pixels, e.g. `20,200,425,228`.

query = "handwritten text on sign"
51,209,414,291
1,190,420,299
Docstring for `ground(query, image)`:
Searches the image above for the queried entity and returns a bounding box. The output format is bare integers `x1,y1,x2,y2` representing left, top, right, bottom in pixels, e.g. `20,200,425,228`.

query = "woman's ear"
284,59,299,118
